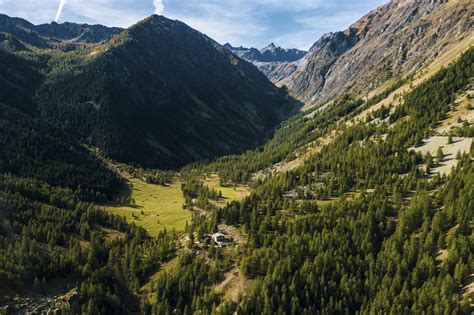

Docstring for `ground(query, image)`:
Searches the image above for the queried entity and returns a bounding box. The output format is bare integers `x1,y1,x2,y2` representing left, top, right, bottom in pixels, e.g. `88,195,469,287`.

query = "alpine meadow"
0,0,473,314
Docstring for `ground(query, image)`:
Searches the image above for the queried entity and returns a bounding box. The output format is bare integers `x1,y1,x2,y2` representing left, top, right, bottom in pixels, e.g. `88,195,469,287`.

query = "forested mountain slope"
35,15,295,168
0,2,473,313
169,44,474,315
0,49,120,197
2,43,471,314
0,14,295,169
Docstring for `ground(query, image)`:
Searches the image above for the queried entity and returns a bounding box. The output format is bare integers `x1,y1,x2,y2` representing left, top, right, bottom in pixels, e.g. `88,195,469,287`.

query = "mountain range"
264,0,474,107
223,0,473,110
0,13,121,49
224,42,307,80
0,14,296,169
0,0,473,313
224,43,307,63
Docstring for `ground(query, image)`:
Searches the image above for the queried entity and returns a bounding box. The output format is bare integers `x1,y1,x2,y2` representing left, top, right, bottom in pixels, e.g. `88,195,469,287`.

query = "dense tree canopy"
0,32,472,315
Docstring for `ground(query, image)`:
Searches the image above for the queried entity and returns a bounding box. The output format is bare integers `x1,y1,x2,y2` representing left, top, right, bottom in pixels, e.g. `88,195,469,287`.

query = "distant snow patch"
153,0,165,15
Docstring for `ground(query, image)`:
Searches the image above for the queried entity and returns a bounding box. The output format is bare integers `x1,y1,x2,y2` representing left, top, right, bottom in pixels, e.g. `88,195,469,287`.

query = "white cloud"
153,0,164,15
0,0,388,48
64,0,153,27
0,0,154,27
54,0,67,22
298,14,357,30
273,2,388,50
165,1,268,47
161,0,367,49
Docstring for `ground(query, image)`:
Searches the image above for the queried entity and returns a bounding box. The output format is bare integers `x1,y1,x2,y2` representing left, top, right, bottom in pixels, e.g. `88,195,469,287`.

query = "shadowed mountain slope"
35,15,296,168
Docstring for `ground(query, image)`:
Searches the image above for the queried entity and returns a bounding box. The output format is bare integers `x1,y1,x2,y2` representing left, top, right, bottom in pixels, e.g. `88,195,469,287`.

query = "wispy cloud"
163,0,387,49
153,0,164,15
54,0,67,22
0,0,155,27
274,11,369,50
165,1,268,47
0,0,388,48
64,0,153,27
256,0,324,11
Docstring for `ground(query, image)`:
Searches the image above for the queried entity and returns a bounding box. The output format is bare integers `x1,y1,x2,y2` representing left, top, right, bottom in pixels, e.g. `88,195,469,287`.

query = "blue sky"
0,0,388,50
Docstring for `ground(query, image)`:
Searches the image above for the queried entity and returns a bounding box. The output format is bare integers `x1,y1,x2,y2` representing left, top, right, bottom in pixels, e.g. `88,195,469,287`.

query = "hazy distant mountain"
224,43,307,63
35,21,122,44
224,43,307,80
260,43,307,62
224,44,263,61
0,13,122,48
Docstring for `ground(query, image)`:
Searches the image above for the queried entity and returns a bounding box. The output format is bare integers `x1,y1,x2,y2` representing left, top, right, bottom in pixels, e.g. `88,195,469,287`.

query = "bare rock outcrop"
273,0,473,106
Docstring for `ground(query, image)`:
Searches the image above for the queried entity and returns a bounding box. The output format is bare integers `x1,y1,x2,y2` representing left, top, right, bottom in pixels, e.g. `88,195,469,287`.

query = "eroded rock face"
224,43,307,80
278,29,359,102
253,60,302,83
272,0,473,105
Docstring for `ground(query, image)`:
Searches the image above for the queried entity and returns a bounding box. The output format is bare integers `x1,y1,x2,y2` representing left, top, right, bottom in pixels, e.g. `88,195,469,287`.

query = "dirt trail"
214,268,255,303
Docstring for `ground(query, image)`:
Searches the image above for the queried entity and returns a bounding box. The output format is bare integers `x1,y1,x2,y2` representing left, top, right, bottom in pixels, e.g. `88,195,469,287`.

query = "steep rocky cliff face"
274,0,473,106
277,30,359,101
224,43,306,63
224,43,307,79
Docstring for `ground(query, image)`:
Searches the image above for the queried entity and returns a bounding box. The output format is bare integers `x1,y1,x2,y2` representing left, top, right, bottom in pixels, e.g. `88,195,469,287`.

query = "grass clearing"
253,134,333,181
204,174,251,204
105,178,189,237
410,136,472,176
437,89,474,134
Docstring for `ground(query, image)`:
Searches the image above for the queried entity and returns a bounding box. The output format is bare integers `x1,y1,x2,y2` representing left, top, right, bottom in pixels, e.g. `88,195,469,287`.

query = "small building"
211,232,228,247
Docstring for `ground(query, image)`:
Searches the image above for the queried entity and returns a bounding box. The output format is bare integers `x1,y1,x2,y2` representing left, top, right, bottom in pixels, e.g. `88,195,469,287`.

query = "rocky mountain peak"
261,42,277,52
225,42,307,64
273,0,472,106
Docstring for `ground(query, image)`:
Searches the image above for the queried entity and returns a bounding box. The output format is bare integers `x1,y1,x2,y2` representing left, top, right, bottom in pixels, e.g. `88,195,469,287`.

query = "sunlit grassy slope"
106,178,189,236
204,174,251,202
